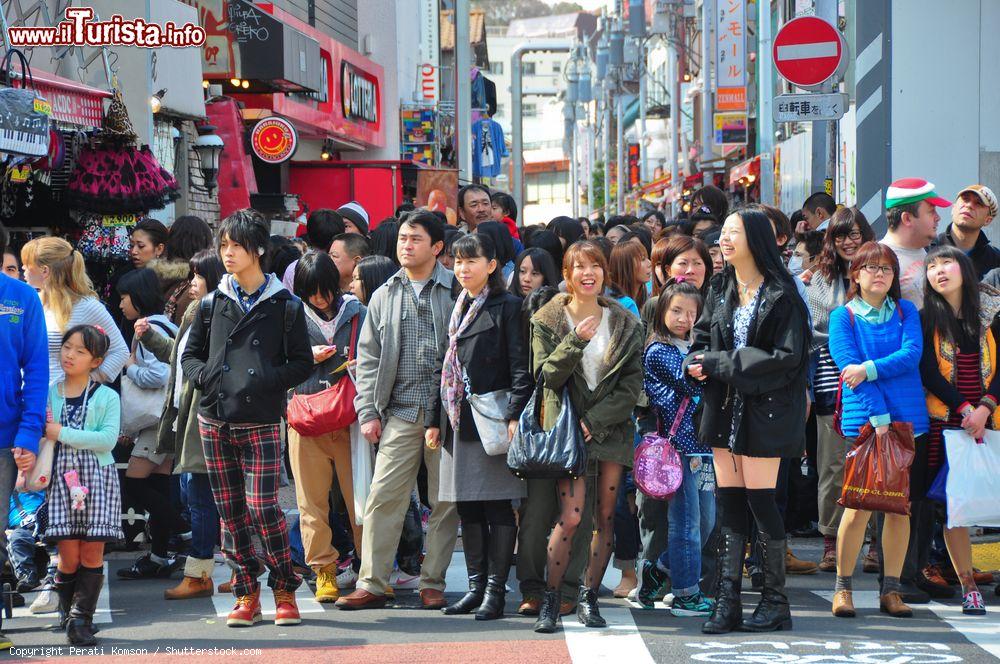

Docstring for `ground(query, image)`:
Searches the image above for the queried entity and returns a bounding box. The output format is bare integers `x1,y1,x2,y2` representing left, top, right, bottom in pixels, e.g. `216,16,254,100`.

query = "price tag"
33,98,52,116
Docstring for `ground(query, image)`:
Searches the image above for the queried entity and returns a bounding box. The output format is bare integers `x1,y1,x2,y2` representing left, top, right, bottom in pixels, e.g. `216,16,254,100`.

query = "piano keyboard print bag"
0,48,50,158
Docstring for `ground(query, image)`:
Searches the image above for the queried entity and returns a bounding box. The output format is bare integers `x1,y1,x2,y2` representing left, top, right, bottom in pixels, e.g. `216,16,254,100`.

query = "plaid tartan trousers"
198,416,302,597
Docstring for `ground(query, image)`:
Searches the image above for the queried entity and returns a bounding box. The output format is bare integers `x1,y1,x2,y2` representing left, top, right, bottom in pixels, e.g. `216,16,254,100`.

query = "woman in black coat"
436,233,531,621
684,206,811,635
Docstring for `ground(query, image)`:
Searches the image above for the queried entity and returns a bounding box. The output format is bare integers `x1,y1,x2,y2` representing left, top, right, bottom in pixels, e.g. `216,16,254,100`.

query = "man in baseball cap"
935,184,1000,280
881,177,952,309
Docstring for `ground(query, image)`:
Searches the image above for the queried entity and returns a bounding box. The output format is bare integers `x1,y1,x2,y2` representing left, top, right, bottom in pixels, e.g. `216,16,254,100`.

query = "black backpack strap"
198,291,217,356
148,319,176,340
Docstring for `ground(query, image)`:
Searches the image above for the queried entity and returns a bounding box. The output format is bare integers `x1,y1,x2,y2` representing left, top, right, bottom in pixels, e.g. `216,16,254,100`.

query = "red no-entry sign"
773,16,847,89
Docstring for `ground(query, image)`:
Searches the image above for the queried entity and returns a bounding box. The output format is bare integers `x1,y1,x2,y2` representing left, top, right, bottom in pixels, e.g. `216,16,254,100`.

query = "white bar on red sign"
776,41,840,61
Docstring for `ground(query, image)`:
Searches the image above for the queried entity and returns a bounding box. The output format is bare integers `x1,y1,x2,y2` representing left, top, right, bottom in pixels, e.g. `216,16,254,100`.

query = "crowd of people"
1,175,998,649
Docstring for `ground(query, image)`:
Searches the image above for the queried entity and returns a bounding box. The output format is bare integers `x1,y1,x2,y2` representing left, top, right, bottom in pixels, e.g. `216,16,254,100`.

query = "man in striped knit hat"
880,178,952,309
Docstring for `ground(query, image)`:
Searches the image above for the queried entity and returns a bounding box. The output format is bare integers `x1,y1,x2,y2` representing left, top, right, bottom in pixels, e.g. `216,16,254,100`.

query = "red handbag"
287,316,359,437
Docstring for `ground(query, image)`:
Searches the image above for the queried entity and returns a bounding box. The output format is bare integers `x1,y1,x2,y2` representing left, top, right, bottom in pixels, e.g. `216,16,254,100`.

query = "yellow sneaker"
314,564,340,603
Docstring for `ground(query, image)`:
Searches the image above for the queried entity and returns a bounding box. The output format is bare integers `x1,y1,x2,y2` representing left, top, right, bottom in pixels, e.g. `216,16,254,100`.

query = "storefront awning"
28,70,111,127
729,155,761,187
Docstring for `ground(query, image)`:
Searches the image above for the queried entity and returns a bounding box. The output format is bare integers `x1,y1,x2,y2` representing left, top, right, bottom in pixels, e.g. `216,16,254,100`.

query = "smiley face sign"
250,117,298,163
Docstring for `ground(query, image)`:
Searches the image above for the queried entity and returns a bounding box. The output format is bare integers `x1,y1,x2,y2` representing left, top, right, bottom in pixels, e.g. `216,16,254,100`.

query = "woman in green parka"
134,250,224,600
529,240,644,633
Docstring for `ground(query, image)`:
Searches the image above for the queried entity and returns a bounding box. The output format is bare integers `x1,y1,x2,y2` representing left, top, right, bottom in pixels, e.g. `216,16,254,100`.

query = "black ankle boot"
533,590,560,633
703,527,748,634
476,525,516,621
54,572,77,631
443,522,487,615
740,534,792,632
66,568,102,646
576,586,606,628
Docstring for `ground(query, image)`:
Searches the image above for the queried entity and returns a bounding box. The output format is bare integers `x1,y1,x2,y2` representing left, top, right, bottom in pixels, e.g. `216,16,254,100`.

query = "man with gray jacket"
336,211,460,610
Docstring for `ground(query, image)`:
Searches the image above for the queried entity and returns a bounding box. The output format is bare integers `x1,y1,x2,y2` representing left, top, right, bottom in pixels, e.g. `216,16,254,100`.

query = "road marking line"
11,562,112,623
928,601,1000,659
210,562,324,617
563,607,654,664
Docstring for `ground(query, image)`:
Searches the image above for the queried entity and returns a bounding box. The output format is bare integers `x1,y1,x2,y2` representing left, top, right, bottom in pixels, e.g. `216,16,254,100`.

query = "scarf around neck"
441,287,491,430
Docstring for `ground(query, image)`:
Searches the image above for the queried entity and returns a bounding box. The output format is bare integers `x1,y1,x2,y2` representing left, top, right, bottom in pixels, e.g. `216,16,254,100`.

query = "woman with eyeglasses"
804,208,876,574
827,241,928,620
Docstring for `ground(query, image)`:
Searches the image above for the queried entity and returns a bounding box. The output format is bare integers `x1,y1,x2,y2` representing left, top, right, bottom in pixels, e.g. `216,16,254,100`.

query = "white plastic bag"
350,420,374,527
944,429,1000,528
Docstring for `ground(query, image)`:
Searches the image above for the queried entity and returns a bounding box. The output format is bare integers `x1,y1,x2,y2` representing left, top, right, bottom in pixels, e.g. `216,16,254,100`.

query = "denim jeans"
7,526,38,578
658,457,716,597
181,472,219,560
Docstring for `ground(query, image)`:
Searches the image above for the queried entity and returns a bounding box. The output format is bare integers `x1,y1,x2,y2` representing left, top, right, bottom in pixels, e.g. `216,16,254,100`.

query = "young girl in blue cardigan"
827,241,928,620
45,325,123,646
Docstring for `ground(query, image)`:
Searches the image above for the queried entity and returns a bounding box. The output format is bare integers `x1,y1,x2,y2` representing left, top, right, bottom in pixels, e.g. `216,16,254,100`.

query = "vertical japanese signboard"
418,0,440,102
715,0,746,111
627,143,641,188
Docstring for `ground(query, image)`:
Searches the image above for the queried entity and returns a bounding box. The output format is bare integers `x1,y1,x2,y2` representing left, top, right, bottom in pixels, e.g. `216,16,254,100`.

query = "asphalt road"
3,538,999,663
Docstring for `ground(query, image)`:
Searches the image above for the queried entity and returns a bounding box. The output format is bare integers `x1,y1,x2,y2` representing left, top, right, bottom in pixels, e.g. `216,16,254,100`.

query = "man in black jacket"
181,209,312,629
934,184,999,280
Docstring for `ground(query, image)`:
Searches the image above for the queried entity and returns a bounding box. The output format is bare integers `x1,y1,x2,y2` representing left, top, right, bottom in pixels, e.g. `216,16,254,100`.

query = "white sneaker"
30,588,58,614
389,569,420,590
336,567,358,590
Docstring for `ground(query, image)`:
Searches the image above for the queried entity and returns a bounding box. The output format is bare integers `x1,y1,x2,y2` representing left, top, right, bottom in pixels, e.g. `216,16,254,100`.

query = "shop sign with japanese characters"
715,0,746,90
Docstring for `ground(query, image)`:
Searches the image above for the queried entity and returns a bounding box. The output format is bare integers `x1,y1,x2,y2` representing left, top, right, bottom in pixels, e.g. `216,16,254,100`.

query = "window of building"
522,102,538,118
496,103,506,118
489,61,504,75
552,61,562,74
525,171,571,205
522,61,536,76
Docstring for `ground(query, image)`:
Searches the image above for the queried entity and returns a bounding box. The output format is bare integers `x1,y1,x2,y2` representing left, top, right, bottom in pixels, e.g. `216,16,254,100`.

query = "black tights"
124,474,188,557
544,461,624,592
457,500,516,527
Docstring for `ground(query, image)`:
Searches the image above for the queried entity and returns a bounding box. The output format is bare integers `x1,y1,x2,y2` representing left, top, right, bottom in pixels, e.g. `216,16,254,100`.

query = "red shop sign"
250,116,298,163
31,80,107,127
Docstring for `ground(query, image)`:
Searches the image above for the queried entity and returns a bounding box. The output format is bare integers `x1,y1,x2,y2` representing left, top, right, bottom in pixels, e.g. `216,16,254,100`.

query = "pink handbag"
634,398,687,500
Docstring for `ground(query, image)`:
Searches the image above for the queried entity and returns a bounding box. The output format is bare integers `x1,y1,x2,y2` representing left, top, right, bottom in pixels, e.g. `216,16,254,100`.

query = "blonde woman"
21,237,128,384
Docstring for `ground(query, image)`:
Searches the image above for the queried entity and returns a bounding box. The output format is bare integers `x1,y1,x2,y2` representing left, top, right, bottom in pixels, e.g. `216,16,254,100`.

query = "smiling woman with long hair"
684,207,811,635
528,240,644,633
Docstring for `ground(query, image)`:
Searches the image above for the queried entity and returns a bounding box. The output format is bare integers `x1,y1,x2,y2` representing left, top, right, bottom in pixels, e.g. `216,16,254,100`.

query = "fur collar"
532,293,640,371
148,258,191,286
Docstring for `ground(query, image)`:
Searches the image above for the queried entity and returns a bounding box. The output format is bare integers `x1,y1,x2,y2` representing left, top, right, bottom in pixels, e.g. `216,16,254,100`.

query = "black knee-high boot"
740,532,792,631
54,571,77,630
442,522,488,615
66,567,102,646
702,527,748,634
476,525,516,620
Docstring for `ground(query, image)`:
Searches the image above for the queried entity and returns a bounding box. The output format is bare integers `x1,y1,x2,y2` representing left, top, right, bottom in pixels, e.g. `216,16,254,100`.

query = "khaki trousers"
288,427,362,571
816,414,847,537
358,414,459,595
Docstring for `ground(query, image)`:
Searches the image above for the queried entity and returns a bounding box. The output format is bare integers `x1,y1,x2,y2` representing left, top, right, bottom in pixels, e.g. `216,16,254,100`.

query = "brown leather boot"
832,590,855,617
165,557,214,600
879,592,913,617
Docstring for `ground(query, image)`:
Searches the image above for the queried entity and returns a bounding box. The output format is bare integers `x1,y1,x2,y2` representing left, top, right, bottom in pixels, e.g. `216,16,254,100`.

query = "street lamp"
193,123,224,194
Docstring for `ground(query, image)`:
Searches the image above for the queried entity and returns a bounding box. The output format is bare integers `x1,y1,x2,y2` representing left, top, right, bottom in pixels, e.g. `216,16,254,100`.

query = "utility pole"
809,0,838,199
668,28,680,216
638,46,648,184
455,0,472,184
617,93,625,213
700,0,714,185
757,0,775,204
604,87,612,218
